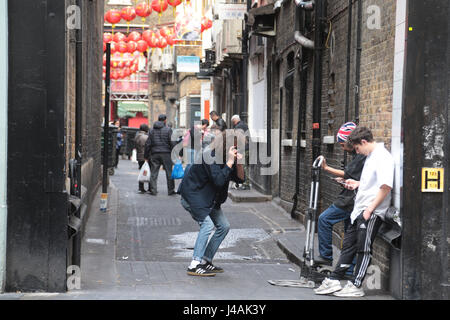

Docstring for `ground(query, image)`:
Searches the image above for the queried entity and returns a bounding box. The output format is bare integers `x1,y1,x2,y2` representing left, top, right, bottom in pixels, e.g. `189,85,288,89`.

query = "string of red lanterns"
103,1,213,80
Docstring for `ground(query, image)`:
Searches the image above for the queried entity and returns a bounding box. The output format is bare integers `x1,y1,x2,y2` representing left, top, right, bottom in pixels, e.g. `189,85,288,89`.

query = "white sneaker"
314,278,342,295
333,281,365,297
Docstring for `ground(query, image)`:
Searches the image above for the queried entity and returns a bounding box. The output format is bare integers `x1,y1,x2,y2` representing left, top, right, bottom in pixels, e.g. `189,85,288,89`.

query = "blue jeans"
181,198,230,263
318,204,355,274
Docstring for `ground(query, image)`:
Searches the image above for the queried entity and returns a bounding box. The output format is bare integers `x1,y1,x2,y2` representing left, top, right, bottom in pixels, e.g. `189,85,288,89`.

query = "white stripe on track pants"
330,212,383,288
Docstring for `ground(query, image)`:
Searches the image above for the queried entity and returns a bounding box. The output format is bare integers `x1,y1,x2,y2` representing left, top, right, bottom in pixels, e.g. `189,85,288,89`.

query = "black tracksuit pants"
149,153,175,194
330,212,383,288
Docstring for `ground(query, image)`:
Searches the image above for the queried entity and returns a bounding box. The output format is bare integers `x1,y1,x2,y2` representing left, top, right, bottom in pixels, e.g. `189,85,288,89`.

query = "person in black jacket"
315,122,366,274
209,110,227,132
144,114,176,196
179,130,245,276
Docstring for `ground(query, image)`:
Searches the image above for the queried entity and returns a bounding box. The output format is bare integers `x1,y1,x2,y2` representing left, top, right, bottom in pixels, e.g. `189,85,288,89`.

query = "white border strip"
0,0,8,292
391,0,407,209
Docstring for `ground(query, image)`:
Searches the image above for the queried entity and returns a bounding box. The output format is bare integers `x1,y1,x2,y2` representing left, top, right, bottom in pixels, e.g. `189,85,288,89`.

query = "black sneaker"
187,265,216,277
313,256,333,267
200,262,224,273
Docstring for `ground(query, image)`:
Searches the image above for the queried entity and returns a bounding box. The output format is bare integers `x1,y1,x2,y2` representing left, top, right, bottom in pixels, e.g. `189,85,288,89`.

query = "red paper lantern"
121,6,136,22
159,26,170,38
105,9,122,25
111,70,119,80
151,0,168,22
127,41,138,53
103,32,113,43
166,34,175,47
121,6,136,32
137,40,149,53
142,30,154,44
110,41,117,54
113,32,127,43
158,36,167,49
148,35,160,49
167,0,182,17
127,31,142,42
201,16,212,33
135,1,152,23
117,41,128,54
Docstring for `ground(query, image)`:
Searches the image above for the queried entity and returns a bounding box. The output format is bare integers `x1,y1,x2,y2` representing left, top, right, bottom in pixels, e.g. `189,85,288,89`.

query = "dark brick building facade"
248,0,400,294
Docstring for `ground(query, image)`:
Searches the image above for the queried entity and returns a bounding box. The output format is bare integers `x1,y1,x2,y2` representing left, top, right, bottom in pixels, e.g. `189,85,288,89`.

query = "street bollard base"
100,193,108,211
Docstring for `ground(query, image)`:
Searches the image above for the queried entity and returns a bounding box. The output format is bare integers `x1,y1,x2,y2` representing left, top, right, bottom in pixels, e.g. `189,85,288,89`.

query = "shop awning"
117,101,148,118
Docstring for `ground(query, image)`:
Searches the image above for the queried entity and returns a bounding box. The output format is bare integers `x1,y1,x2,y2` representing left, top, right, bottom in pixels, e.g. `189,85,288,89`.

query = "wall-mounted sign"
421,168,444,192
216,4,247,20
177,56,200,73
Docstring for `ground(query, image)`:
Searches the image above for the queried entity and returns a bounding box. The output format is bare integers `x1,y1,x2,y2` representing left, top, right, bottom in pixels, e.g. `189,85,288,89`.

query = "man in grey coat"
134,123,149,193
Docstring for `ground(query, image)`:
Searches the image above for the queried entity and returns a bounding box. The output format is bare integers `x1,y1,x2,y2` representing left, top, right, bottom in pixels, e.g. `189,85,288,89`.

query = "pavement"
0,158,393,301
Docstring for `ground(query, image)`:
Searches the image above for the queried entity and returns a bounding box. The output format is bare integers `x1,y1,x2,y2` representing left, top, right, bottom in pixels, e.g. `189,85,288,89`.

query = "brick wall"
65,0,104,195
263,0,397,291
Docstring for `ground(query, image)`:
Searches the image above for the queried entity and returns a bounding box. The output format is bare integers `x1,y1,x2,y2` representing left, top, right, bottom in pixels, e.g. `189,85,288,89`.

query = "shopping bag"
138,161,151,182
171,160,185,179
131,149,137,163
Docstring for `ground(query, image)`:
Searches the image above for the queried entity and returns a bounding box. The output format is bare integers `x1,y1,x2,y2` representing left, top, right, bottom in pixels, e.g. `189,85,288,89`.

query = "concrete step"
228,188,272,203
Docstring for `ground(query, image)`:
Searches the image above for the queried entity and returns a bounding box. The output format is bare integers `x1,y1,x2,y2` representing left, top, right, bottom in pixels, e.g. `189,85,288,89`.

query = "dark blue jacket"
179,148,244,222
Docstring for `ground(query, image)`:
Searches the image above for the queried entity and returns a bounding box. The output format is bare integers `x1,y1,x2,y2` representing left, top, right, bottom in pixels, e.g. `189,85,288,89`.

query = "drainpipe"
295,0,315,10
0,0,7,292
354,0,362,125
73,0,83,267
343,0,352,168
241,0,251,124
312,0,325,163
291,2,316,219
294,0,314,49
294,31,314,49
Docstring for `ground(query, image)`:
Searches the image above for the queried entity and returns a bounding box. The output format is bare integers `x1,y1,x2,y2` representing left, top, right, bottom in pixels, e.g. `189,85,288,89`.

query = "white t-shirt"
350,143,394,224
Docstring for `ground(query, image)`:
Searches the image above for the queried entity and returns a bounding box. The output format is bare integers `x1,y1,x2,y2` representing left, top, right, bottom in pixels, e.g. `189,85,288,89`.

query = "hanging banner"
177,56,200,73
216,3,247,20
175,5,202,41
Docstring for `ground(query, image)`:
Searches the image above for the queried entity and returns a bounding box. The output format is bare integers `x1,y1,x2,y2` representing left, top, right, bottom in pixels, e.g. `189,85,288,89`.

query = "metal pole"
101,43,111,210
72,0,83,268
312,0,324,163
0,0,8,292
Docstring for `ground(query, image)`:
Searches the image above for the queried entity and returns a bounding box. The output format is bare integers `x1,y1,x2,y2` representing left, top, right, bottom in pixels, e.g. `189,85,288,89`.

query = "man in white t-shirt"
314,127,394,297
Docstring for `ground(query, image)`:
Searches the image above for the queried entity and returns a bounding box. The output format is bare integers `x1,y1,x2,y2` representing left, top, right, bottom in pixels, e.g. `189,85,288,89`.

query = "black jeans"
149,153,175,194
138,161,150,191
330,212,383,287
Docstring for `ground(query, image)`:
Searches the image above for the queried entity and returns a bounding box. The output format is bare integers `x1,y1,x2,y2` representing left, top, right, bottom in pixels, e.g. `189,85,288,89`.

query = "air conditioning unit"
222,20,243,56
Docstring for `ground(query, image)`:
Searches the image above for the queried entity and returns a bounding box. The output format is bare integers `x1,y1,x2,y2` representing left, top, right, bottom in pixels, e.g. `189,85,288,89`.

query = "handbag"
171,160,185,179
138,161,151,182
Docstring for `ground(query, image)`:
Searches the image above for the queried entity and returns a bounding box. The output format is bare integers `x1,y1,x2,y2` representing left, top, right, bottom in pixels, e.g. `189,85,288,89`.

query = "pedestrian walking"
182,119,210,164
179,130,245,276
315,122,366,276
314,126,394,297
231,115,251,190
114,120,122,169
209,110,227,132
144,114,176,196
134,123,150,193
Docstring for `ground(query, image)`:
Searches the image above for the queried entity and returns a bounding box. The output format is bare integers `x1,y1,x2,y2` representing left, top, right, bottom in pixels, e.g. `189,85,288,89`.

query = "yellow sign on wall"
421,168,444,192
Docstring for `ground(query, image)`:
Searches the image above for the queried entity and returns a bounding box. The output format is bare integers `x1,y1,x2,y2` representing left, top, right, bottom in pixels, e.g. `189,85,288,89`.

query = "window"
284,72,294,139
284,52,295,139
